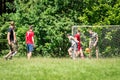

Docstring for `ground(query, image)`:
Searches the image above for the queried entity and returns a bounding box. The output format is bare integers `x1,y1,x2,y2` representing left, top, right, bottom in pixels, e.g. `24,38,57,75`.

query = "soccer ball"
85,48,90,53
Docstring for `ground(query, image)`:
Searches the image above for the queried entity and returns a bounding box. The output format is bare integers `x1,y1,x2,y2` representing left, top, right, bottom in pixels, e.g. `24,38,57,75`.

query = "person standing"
88,29,99,59
4,21,17,60
74,30,84,59
67,34,78,59
25,25,34,60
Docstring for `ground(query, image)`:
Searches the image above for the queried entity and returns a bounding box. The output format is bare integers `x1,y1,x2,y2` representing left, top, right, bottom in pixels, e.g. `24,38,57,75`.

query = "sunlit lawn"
0,57,120,80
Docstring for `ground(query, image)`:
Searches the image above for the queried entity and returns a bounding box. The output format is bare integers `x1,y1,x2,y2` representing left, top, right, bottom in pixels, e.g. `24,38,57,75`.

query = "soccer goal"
72,25,120,57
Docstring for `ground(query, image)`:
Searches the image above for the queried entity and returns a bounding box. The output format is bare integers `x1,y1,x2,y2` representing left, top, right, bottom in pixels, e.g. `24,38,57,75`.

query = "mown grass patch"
0,57,120,80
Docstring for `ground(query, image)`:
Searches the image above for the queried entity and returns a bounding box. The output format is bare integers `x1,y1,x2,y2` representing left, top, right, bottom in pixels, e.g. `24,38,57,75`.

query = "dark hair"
29,25,33,29
10,21,15,29
67,34,70,37
87,29,92,32
10,21,14,25
78,30,80,33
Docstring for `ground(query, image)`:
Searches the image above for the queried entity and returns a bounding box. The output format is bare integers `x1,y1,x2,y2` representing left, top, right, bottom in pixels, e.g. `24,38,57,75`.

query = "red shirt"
26,30,34,44
74,33,80,42
74,33,82,50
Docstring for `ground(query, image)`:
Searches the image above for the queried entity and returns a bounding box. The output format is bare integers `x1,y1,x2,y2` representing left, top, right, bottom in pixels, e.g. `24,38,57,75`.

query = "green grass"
0,57,120,80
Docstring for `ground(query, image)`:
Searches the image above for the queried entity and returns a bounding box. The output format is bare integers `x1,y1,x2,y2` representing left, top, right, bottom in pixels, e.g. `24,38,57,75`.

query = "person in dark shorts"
4,21,17,60
88,30,99,59
25,25,34,60
67,34,78,59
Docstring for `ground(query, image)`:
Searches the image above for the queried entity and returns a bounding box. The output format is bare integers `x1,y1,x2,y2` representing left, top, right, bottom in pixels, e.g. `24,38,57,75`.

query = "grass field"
0,57,120,80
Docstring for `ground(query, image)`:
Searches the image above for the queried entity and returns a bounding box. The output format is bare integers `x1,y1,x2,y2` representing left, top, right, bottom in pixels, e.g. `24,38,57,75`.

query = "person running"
67,34,78,59
74,30,84,59
25,25,34,60
4,21,17,60
88,29,99,59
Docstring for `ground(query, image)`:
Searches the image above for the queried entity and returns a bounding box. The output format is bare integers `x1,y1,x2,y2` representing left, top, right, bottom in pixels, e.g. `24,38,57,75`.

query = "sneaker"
4,56,8,60
8,56,12,60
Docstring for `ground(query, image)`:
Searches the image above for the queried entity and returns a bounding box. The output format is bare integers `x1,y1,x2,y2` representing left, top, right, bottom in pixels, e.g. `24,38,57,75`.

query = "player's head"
29,25,33,30
67,34,70,38
77,30,80,34
10,21,15,29
88,29,93,34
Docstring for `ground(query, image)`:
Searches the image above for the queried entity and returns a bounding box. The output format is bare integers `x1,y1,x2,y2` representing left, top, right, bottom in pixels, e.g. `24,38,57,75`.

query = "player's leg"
12,42,18,56
68,47,73,57
76,50,80,57
4,44,13,60
95,46,99,59
27,52,32,60
79,43,84,59
26,44,29,59
72,44,78,59
88,51,91,59
76,43,80,57
12,51,17,56
8,42,16,59
4,51,11,60
89,41,96,59
72,49,76,59
80,48,84,59
89,44,93,59
27,44,33,60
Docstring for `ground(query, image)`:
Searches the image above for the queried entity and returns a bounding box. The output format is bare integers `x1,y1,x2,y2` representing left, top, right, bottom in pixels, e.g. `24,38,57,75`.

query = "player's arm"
74,36,79,43
94,35,98,46
7,32,11,45
32,36,35,47
71,36,78,42
32,33,35,47
25,32,28,44
14,31,16,42
32,37,34,44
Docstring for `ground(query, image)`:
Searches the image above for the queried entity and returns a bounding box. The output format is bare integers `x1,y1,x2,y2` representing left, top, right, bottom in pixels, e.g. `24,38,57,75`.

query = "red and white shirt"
74,33,80,42
25,30,34,44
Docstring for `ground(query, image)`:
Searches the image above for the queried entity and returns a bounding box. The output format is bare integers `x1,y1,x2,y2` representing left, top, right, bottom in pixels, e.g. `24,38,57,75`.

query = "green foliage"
0,0,120,57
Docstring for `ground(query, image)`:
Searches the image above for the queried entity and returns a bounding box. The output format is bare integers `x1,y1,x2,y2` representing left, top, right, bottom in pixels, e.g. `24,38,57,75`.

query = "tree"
0,0,120,57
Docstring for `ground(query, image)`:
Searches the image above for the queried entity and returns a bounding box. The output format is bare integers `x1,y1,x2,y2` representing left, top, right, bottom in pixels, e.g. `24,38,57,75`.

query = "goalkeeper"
88,29,99,59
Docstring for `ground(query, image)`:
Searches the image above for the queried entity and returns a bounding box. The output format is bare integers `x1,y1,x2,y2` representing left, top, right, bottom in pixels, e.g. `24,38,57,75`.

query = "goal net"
72,25,120,57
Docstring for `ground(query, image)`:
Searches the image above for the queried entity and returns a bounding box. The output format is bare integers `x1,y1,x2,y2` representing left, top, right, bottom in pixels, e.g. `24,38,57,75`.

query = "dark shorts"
9,42,18,52
70,43,78,51
27,44,34,53
89,42,98,50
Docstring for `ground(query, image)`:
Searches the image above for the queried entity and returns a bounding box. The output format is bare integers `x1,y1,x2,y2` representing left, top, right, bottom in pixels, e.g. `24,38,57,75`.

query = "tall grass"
0,57,120,80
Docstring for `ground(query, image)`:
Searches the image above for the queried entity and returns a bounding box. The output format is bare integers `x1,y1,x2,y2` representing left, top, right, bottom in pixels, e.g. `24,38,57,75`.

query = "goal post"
72,25,120,36
72,25,120,57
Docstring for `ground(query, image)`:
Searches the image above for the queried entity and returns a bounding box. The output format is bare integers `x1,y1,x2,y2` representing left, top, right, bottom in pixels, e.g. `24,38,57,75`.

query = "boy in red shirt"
25,25,34,60
74,30,84,59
